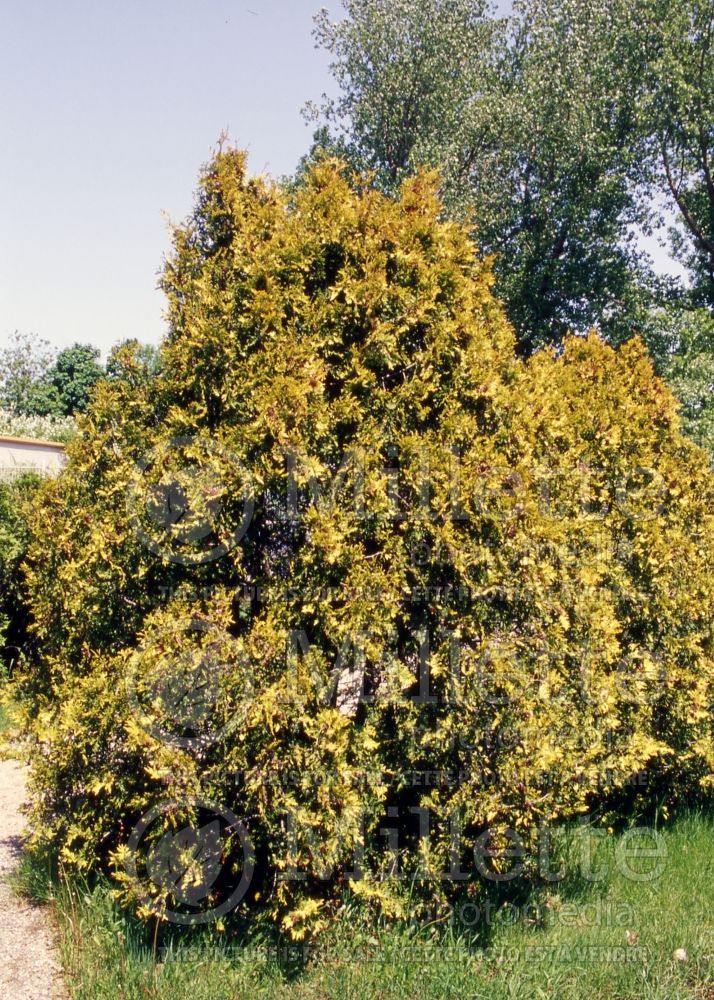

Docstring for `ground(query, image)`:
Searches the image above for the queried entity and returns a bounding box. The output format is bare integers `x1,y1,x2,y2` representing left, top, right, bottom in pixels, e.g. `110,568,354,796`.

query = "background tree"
0,331,56,415
48,343,104,415
311,0,655,350
641,306,714,457
0,336,159,418
105,338,161,385
637,0,714,308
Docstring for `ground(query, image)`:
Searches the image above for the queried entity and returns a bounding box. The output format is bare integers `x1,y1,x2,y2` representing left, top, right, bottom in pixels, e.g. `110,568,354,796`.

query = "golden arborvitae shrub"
14,149,714,937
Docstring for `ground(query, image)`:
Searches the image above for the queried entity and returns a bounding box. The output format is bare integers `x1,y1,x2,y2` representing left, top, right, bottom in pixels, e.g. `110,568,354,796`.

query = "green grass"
0,700,13,737
15,813,714,1000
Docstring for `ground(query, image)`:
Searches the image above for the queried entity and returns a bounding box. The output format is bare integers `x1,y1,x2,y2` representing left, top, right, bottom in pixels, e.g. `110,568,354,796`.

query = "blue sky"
0,0,335,356
0,0,681,359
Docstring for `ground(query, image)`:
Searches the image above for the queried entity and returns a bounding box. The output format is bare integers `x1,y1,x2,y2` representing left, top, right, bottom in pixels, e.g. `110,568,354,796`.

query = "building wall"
0,436,66,479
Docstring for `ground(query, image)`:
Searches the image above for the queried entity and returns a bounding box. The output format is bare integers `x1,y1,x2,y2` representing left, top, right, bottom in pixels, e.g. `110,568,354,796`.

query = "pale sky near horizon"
0,0,682,361
0,0,336,357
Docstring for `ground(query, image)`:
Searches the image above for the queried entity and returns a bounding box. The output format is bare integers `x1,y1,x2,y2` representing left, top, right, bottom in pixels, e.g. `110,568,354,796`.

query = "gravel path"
0,758,67,999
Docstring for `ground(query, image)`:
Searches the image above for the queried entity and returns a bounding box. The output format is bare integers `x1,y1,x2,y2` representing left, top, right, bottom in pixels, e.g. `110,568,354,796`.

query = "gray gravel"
0,759,67,999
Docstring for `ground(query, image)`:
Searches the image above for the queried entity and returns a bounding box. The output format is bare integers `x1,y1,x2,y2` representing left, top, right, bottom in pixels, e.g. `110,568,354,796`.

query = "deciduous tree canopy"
310,0,714,351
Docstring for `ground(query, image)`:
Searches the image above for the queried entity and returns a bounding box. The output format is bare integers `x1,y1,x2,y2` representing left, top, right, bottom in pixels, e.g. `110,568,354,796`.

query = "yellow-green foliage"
15,150,714,937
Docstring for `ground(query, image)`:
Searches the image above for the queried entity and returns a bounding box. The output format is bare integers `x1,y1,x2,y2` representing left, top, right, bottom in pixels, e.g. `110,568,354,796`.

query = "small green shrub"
14,150,714,939
0,472,40,676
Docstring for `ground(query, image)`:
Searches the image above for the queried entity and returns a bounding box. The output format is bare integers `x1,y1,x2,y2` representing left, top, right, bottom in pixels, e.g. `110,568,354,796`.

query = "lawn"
17,812,714,1000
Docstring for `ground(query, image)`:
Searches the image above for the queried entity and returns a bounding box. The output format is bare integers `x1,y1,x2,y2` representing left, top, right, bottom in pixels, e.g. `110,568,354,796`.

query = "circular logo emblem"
126,618,255,751
124,799,255,925
125,435,254,565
